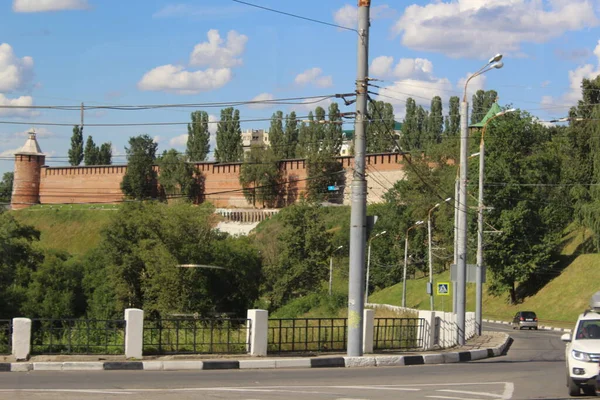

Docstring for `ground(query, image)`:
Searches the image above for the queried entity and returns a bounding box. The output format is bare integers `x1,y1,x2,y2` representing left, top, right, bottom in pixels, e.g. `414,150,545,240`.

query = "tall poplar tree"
214,107,243,163
284,111,299,159
186,111,210,162
268,111,285,159
471,90,486,124
446,96,460,136
68,125,84,166
402,98,418,150
323,103,343,156
121,134,158,200
427,96,443,145
84,136,98,166
98,142,112,165
367,100,396,153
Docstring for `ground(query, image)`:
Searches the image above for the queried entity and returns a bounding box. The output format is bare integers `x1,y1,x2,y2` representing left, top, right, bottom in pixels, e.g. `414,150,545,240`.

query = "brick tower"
11,129,45,210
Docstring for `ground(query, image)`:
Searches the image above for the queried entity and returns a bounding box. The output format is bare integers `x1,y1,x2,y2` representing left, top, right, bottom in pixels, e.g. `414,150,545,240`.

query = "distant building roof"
470,102,503,128
16,130,44,155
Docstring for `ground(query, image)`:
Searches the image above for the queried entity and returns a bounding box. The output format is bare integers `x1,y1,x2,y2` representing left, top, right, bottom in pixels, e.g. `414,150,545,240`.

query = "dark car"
512,311,538,330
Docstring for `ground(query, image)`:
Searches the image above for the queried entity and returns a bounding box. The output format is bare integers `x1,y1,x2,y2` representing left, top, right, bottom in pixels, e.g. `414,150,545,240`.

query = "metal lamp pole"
402,221,424,308
457,54,503,344
365,231,387,304
329,245,344,296
428,198,451,311
475,108,515,335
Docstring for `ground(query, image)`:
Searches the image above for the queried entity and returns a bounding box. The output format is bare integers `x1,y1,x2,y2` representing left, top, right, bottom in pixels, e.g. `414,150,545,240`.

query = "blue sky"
1,0,599,172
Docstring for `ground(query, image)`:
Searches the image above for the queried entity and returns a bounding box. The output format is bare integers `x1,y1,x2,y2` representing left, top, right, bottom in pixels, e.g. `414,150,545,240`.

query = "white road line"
330,385,420,391
439,389,504,398
427,396,480,400
0,389,133,395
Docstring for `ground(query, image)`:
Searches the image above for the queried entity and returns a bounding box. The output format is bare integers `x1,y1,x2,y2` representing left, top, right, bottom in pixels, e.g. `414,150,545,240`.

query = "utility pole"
457,99,468,345
347,0,370,357
80,102,84,130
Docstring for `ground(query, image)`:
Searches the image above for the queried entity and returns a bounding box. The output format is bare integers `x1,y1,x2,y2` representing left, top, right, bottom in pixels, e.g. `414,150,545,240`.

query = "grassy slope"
10,204,116,256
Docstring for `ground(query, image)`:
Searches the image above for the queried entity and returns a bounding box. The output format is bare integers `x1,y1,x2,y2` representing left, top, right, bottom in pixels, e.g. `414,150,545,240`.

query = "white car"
562,293,600,396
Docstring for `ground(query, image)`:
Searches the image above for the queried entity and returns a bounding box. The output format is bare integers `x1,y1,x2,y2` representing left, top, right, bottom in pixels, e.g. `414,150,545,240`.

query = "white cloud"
189,29,248,68
13,0,89,12
0,43,34,92
542,40,600,110
14,127,54,139
369,56,434,81
169,114,217,152
0,147,21,157
169,134,187,147
393,0,599,58
332,4,394,29
248,93,275,110
295,68,333,88
0,94,37,117
153,135,162,144
138,65,232,95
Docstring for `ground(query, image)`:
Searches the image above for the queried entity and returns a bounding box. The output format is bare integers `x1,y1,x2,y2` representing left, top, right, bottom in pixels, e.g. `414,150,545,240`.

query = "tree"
269,111,285,159
97,142,112,165
239,146,281,207
263,202,333,308
68,125,84,166
84,136,98,166
186,111,211,162
416,105,428,146
427,96,443,145
158,149,197,200
402,98,418,150
296,115,312,158
446,96,460,136
367,100,396,153
284,111,299,158
471,90,485,124
0,172,13,203
215,107,243,163
322,102,343,156
121,134,158,200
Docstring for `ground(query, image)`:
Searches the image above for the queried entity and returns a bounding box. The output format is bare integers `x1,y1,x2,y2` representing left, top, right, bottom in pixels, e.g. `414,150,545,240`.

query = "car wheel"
582,385,596,396
568,376,580,396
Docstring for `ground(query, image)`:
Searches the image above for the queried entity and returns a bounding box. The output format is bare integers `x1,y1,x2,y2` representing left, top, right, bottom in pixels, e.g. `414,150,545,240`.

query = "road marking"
439,389,504,398
330,385,420,391
0,389,133,395
428,396,480,400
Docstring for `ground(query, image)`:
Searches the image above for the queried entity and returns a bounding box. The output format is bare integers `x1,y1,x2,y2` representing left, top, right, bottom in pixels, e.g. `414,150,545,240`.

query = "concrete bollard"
363,309,374,354
12,318,32,361
124,309,144,359
418,310,436,350
247,309,268,356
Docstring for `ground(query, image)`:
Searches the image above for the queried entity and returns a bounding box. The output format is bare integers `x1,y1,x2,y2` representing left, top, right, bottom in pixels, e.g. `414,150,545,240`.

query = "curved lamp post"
365,230,387,304
456,53,504,344
402,221,424,308
475,108,515,335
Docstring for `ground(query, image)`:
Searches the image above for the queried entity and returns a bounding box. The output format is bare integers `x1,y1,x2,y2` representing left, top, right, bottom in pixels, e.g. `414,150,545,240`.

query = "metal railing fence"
373,318,424,350
268,318,348,353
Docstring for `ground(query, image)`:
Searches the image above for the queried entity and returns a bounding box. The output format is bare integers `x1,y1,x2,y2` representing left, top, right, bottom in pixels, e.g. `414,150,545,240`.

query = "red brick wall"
30,153,406,208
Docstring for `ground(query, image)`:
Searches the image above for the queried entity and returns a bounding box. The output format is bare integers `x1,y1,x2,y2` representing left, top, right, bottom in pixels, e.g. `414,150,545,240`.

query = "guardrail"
374,318,424,350
0,320,11,355
143,318,251,355
268,318,348,353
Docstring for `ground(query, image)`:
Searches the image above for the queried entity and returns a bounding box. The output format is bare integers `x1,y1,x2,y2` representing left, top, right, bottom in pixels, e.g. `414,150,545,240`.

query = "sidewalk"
0,331,511,372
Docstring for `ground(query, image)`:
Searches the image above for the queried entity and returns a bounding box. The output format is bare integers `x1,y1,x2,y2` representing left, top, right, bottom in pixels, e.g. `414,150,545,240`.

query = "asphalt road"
0,322,575,400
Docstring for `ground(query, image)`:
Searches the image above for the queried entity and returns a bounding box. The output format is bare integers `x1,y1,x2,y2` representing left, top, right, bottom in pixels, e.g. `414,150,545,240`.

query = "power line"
231,0,358,33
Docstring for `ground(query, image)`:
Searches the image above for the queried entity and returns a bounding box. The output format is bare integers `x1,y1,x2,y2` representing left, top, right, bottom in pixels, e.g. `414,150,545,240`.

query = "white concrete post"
247,309,268,356
418,310,436,350
12,318,31,361
124,308,144,359
363,309,374,354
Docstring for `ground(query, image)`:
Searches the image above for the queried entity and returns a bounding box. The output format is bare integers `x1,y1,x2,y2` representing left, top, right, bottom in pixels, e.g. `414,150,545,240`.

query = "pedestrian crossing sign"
437,282,450,296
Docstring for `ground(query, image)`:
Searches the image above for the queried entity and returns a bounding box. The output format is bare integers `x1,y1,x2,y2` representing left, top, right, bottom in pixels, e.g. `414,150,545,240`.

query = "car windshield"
576,320,600,339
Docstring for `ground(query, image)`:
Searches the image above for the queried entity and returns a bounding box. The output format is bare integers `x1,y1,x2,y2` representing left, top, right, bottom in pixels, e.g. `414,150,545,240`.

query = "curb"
2,333,511,372
482,319,572,333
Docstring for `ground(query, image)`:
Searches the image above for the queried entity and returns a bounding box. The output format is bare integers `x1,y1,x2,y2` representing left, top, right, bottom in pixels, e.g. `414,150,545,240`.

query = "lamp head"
491,61,504,69
444,197,452,202
416,220,424,225
489,53,503,63
336,245,343,250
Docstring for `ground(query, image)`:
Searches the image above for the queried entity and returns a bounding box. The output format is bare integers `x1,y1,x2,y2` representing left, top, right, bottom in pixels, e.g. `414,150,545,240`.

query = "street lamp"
329,245,344,296
402,220,424,308
475,108,516,335
457,54,504,344
365,230,387,304
428,198,451,311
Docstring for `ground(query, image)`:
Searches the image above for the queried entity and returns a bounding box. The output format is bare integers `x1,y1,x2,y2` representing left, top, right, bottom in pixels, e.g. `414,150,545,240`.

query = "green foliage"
239,145,281,207
284,111,299,159
445,96,460,136
367,100,396,153
427,96,443,145
98,142,112,165
157,149,198,200
186,111,210,162
215,107,243,163
322,103,343,156
84,136,98,166
305,151,344,203
0,212,42,318
23,250,85,318
262,203,333,309
0,172,13,203
402,98,420,150
269,111,285,159
68,125,84,166
121,134,158,200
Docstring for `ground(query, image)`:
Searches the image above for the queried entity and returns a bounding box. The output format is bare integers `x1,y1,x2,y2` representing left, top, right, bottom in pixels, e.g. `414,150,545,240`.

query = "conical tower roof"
15,129,43,155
